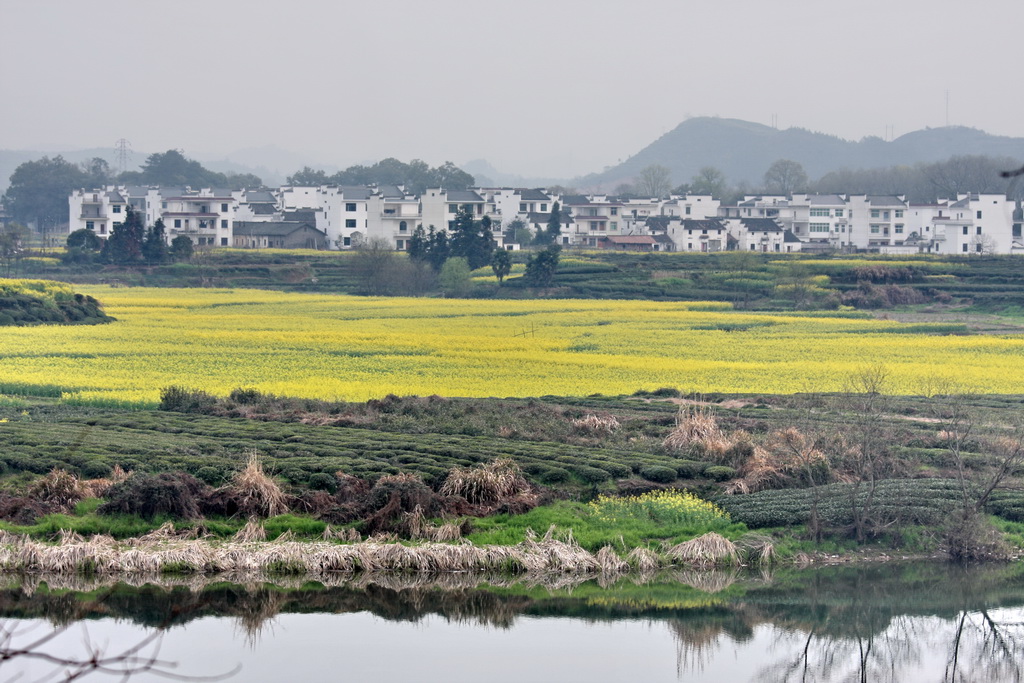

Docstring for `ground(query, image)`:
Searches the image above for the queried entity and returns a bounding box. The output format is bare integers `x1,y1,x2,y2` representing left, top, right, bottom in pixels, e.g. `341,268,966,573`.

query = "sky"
1,0,1022,179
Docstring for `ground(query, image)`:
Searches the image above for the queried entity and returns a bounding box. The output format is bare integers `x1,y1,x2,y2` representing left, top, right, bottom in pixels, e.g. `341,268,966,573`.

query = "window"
540,204,547,212
976,226,982,235
86,221,94,230
448,204,458,214
99,225,106,235
174,219,182,228
977,210,983,219
963,244,969,252
870,225,880,234
894,224,904,234
519,203,527,212
883,211,890,220
221,203,228,212
399,221,408,232
345,219,357,228
809,223,830,233
220,237,228,246
343,237,351,246
113,205,121,214
870,209,880,218
396,240,404,250
895,210,903,218
610,208,618,216
161,202,167,209
963,226,969,235
810,208,830,217
346,203,357,212
610,222,617,231
200,205,208,213
835,209,844,217
685,206,691,215
221,220,227,229
976,244,982,252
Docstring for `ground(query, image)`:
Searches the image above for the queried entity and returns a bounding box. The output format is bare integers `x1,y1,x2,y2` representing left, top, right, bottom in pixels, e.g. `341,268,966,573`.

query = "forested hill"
580,117,1024,189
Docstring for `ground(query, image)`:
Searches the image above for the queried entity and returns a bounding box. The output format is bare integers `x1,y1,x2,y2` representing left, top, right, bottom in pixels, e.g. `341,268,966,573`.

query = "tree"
0,223,28,276
689,166,727,198
142,219,169,264
763,159,809,194
490,248,512,285
407,225,429,262
102,205,145,264
120,150,229,188
504,218,532,247
544,202,563,245
66,227,102,251
525,245,560,287
439,256,472,297
352,237,398,295
2,156,88,231
636,164,672,198
286,166,330,186
171,235,194,261
449,206,493,270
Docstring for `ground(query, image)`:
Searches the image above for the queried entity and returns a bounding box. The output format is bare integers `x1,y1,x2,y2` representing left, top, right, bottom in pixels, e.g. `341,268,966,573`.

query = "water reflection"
0,563,1022,682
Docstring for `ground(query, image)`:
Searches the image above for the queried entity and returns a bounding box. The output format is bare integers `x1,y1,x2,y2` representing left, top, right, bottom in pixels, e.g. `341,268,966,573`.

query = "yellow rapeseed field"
1,285,1023,406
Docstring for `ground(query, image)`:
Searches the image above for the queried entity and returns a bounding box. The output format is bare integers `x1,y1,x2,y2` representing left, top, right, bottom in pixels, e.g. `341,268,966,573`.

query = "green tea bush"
640,465,677,483
99,472,208,520
705,465,737,482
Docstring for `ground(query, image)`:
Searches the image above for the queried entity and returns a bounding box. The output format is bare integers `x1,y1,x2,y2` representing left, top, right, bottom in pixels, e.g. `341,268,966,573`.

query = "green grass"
464,500,747,552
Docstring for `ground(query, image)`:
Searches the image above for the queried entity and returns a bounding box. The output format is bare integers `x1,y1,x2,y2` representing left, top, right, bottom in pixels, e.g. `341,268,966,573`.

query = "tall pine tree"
102,205,145,264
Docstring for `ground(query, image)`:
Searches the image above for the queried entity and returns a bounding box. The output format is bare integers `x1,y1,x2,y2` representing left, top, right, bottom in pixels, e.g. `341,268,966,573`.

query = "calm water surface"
1,562,1022,682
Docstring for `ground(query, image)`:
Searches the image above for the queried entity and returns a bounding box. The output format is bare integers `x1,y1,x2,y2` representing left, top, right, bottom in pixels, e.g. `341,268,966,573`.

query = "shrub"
195,466,224,486
640,465,677,483
569,465,612,483
596,462,631,479
539,467,571,484
159,386,217,413
308,472,338,493
99,472,208,520
440,458,530,505
80,461,112,479
704,465,737,482
229,387,266,405
28,468,84,512
225,451,289,518
674,460,707,479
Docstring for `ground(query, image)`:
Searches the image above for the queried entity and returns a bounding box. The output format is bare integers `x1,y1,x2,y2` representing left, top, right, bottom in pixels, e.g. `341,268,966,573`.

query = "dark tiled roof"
784,230,801,243
233,221,324,237
680,219,726,231
249,204,277,215
652,234,674,244
741,218,784,232
245,190,276,203
106,190,125,203
445,190,483,203
376,185,406,199
519,188,550,201
283,209,318,224
866,195,907,207
526,212,565,224
808,194,845,205
340,186,372,200
603,235,656,244
560,195,591,206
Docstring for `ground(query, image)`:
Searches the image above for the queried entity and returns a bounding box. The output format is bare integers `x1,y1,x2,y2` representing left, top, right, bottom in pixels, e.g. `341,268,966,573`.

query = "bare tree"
636,164,673,198
763,159,808,195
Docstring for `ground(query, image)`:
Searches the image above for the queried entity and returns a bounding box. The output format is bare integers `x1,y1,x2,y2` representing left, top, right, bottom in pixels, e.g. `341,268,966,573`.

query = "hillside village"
68,183,1024,256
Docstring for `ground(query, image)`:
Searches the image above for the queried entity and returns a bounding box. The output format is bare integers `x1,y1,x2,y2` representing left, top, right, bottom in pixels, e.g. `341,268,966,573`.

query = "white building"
160,189,237,247
68,188,128,238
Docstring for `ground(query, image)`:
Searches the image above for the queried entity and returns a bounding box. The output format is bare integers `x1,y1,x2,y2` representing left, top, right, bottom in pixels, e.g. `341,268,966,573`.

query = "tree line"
286,157,474,195
616,154,1024,203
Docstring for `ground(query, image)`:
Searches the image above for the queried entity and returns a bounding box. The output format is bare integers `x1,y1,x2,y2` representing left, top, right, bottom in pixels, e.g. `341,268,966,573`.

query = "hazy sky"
2,0,1022,178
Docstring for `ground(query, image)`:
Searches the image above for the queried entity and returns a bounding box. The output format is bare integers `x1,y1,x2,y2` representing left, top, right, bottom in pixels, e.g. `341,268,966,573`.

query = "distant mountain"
577,117,1024,191
461,159,569,189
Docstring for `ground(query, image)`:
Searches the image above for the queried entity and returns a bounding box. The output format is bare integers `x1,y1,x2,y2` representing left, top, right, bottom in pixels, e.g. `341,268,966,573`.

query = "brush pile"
439,458,534,510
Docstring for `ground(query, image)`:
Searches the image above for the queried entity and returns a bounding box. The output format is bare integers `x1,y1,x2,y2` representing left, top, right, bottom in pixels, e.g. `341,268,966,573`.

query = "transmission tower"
115,138,133,174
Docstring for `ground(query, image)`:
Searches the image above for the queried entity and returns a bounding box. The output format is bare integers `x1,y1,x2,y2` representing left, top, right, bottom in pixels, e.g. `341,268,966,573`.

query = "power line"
115,138,133,175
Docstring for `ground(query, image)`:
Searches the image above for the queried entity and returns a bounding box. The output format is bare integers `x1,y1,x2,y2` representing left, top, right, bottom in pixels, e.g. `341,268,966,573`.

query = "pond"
1,562,1022,682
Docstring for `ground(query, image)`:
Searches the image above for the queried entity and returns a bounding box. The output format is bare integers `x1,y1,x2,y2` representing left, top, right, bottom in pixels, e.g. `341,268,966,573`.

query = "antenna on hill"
770,114,778,129
945,90,949,127
115,138,133,174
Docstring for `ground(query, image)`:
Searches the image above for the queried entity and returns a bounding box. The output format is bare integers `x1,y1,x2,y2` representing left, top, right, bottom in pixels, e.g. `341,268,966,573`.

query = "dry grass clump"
227,451,289,518
234,519,267,543
665,532,739,567
735,533,776,565
728,427,827,494
571,413,620,435
595,546,630,573
626,547,663,572
663,405,731,457
28,468,84,512
440,458,530,506
402,506,464,542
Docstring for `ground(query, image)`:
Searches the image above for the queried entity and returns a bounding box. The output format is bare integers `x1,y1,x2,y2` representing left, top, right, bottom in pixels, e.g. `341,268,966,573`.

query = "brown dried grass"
571,413,621,435
227,450,289,518
28,468,84,511
665,533,739,567
440,458,529,506
663,405,729,456
234,519,267,543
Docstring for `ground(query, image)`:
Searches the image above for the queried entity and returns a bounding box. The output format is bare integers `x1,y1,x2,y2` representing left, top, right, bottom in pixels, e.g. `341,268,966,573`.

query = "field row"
2,287,1023,405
